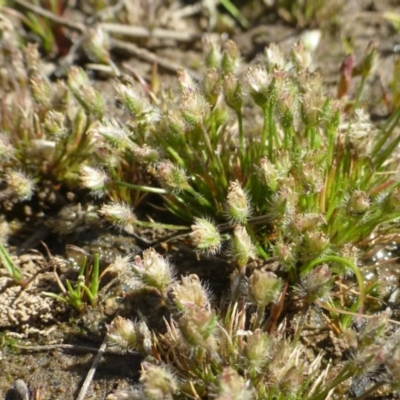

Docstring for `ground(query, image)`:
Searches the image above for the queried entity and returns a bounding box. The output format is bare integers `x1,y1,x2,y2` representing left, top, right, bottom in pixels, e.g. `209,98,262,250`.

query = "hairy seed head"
190,218,222,254
99,201,136,229
80,166,109,197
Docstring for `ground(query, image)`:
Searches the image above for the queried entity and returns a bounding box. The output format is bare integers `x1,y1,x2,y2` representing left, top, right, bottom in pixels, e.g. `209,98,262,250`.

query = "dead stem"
101,23,201,42
14,343,140,355
110,38,202,79
13,0,85,32
76,336,108,400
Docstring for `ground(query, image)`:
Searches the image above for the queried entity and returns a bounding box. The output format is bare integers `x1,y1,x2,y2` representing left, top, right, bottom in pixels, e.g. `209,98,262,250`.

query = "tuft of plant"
43,252,101,312
272,0,343,28
2,3,400,398
0,17,153,209
105,249,400,400
81,38,400,398
91,38,400,302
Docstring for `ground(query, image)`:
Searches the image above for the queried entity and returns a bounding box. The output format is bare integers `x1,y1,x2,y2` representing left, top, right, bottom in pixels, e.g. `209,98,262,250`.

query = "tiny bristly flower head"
226,180,251,224
115,81,161,124
244,329,270,372
80,165,109,197
349,344,385,377
190,217,222,254
171,274,211,312
215,367,253,400
177,69,208,127
179,306,217,348
29,73,52,108
107,316,152,354
156,160,189,192
302,230,329,259
291,40,313,71
347,190,371,214
140,364,178,400
180,86,207,126
384,342,400,386
277,366,303,396
298,264,332,303
106,316,138,352
248,270,283,308
114,81,142,116
131,144,161,165
203,68,221,106
43,111,67,138
358,310,390,348
202,35,222,69
67,66,104,117
84,27,110,64
231,225,256,269
292,213,326,234
299,71,325,126
221,40,240,74
265,43,286,71
272,239,296,269
246,64,272,108
99,201,136,230
88,119,131,150
131,248,175,292
6,170,35,201
259,157,279,192
222,73,242,112
0,134,15,162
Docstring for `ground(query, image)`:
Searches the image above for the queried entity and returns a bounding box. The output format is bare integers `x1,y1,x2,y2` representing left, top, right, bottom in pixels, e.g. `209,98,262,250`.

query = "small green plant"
0,243,24,286
273,0,343,27
43,253,101,312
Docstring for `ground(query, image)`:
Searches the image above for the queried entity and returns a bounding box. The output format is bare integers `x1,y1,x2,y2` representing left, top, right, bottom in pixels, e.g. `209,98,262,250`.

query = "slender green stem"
219,0,249,27
236,109,245,170
115,181,168,194
186,186,213,208
304,255,365,312
261,106,269,158
81,285,95,305
200,124,227,188
353,75,367,111
268,105,275,160
309,367,353,400
135,220,189,230
166,146,186,167
90,253,100,302
373,105,400,169
0,243,24,285
244,222,268,260
372,104,400,158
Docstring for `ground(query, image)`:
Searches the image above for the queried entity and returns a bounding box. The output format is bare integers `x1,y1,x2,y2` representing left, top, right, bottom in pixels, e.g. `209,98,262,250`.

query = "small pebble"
5,379,29,400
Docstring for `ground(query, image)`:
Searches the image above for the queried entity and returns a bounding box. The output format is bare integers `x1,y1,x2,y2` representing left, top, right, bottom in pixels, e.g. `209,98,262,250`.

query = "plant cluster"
271,0,343,28
104,249,400,400
88,39,400,398
2,2,400,399
91,37,400,294
43,253,101,312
